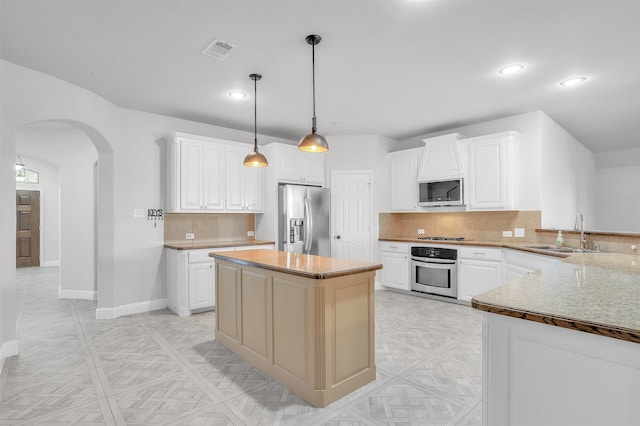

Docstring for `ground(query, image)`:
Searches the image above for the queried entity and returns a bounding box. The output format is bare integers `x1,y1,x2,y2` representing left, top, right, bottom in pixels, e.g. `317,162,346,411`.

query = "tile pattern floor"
0,267,483,425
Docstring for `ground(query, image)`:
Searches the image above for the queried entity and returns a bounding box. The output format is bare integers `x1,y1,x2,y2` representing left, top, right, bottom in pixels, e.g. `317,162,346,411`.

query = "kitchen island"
209,249,382,407
472,253,640,426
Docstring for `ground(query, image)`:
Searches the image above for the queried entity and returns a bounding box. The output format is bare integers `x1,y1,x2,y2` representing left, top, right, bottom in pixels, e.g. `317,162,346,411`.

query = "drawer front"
379,241,409,253
188,249,216,264
459,246,502,261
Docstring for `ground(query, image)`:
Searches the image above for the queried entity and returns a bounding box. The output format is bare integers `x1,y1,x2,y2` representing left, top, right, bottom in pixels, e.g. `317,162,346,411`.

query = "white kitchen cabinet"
177,138,225,211
504,249,560,282
457,246,503,302
417,133,466,181
273,143,325,185
225,146,264,212
388,148,421,211
166,244,274,317
462,131,519,210
379,242,410,291
165,132,265,213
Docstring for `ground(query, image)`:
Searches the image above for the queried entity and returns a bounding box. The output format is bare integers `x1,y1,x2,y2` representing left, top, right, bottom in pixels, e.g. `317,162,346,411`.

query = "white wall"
539,113,597,229
594,166,640,232
593,147,640,232
0,58,298,350
398,111,544,211
325,134,396,261
16,155,61,266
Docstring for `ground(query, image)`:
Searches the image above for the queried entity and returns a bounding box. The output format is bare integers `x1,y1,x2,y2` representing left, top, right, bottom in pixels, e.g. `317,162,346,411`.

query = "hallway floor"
0,267,483,425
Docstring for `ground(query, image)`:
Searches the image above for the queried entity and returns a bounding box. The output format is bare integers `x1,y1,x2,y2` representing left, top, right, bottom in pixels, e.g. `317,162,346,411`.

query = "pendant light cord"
311,41,317,133
254,76,258,149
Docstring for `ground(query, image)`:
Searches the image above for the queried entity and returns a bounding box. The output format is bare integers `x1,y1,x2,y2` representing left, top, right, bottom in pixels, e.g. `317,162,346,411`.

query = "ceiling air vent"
201,38,236,60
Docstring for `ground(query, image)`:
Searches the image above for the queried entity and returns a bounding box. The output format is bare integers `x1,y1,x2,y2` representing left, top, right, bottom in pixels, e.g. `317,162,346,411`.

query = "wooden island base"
211,250,380,408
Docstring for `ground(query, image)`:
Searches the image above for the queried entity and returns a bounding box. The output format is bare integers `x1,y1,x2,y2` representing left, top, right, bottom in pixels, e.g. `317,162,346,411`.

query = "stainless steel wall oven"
410,246,458,298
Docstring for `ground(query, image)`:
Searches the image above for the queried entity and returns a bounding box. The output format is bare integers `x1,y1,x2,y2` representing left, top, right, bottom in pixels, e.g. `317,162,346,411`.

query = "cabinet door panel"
244,166,264,211
277,149,302,182
188,262,214,310
180,140,203,210
458,259,502,302
302,152,325,185
203,143,226,210
380,252,409,290
389,150,419,211
225,148,246,211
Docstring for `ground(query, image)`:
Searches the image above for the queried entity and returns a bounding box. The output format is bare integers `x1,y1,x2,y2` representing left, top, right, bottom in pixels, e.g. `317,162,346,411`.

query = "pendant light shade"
244,73,268,167
298,34,329,153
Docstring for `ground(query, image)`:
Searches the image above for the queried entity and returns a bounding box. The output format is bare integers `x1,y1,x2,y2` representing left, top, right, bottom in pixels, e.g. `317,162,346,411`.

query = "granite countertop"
164,239,275,250
379,237,571,258
472,253,640,344
210,249,383,279
380,237,640,344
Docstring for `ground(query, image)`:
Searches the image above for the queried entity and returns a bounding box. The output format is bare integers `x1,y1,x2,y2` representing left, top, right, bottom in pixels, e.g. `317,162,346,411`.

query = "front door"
331,171,372,261
16,190,40,267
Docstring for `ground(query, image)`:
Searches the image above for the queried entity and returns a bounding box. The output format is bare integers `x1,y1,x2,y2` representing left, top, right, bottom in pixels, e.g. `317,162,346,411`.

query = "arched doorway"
15,119,115,314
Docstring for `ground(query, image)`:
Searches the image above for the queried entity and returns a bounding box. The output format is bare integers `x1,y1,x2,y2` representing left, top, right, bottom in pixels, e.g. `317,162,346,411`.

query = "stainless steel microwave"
418,178,464,207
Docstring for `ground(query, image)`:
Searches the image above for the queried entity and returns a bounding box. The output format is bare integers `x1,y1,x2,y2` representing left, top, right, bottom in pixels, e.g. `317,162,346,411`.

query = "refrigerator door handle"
303,197,312,253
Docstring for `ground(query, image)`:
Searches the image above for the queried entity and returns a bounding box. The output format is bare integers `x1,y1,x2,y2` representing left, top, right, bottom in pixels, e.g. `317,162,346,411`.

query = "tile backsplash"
164,213,255,243
379,211,541,243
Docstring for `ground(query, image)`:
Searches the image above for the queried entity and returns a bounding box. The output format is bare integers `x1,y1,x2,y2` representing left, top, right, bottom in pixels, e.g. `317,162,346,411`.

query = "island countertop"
209,249,383,279
472,253,640,343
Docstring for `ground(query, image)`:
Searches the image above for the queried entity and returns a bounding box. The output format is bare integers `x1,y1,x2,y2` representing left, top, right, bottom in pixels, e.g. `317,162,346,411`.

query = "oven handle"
411,257,457,265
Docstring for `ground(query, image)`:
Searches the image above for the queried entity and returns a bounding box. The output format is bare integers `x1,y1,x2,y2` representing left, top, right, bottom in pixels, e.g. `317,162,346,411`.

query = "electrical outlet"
133,208,145,219
185,233,195,240
247,231,255,237
514,228,525,238
418,229,425,235
502,230,513,237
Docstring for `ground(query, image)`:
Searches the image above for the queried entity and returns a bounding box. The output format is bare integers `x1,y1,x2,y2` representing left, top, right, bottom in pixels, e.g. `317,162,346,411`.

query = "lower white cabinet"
166,244,274,316
379,242,410,291
457,246,503,302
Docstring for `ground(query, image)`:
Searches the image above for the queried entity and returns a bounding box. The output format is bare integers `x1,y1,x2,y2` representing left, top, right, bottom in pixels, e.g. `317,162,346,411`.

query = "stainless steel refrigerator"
278,184,331,256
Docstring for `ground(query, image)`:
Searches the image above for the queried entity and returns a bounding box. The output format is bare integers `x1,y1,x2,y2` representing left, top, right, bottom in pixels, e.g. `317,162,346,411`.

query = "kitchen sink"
523,245,600,254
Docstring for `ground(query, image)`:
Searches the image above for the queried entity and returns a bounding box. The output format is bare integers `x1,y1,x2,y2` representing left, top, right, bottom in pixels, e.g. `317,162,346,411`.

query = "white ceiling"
1,0,638,153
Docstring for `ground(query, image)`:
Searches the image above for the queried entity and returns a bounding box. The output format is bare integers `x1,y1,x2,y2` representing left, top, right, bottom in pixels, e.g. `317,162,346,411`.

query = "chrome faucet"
573,212,587,250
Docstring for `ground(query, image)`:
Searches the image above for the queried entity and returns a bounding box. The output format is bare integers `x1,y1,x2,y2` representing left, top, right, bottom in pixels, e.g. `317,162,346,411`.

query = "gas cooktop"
416,236,466,241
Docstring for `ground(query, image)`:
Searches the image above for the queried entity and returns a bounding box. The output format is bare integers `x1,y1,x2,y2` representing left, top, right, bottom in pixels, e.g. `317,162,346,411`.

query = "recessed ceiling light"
228,90,247,99
559,76,587,87
498,64,525,75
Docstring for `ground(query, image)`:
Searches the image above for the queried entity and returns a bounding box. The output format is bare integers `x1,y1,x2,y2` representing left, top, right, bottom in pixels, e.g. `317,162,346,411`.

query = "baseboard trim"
95,298,167,320
42,260,61,267
58,288,97,301
0,340,19,374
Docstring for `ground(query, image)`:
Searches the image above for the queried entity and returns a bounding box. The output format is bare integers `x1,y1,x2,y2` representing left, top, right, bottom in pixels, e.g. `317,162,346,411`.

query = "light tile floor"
0,267,483,425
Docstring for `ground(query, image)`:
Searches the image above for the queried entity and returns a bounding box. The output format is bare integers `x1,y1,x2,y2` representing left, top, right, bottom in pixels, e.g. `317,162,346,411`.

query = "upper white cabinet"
462,131,519,210
225,145,264,212
176,138,225,211
165,133,264,213
271,143,325,185
388,148,421,211
417,133,466,181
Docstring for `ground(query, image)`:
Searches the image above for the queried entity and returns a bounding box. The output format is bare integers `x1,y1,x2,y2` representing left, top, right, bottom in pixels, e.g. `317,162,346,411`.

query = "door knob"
335,235,341,239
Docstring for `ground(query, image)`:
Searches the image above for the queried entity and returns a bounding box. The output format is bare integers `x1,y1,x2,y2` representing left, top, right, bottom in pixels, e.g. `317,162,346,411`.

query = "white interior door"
331,171,372,261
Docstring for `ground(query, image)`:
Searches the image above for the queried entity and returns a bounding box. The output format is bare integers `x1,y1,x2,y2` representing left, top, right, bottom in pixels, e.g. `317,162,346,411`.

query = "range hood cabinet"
417,132,467,181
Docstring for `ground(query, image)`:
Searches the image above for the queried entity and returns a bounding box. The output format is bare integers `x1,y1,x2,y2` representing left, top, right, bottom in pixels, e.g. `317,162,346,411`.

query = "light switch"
133,208,145,219
247,231,255,237
514,228,525,238
186,233,195,240
502,230,513,237
417,229,425,234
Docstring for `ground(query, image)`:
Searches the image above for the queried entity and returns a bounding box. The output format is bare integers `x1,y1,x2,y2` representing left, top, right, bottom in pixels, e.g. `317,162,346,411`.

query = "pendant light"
243,73,268,167
298,34,329,153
